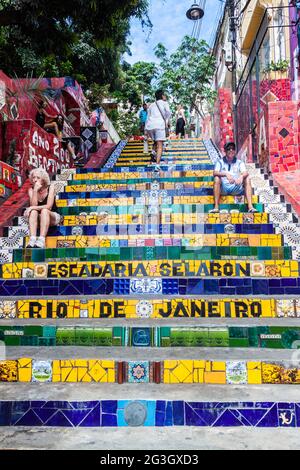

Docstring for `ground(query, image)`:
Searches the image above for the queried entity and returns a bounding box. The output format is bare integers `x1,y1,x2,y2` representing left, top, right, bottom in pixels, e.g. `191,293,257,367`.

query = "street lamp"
186,3,204,21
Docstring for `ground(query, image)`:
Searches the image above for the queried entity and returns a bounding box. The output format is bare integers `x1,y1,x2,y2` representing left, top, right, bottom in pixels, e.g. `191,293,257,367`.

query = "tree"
0,1,151,86
113,61,158,109
154,35,216,116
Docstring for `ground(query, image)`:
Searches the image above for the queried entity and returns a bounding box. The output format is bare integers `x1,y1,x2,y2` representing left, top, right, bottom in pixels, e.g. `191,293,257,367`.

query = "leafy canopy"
154,35,216,113
0,0,151,85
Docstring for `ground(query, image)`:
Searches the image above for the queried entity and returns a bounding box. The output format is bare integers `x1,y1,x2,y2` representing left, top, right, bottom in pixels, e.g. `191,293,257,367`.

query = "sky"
124,0,224,64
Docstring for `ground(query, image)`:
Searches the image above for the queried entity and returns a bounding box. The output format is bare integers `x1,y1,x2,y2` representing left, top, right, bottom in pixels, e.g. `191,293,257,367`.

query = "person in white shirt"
210,141,257,213
145,90,171,170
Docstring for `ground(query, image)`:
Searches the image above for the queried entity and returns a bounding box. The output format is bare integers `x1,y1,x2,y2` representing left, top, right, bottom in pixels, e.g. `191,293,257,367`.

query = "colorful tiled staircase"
1,138,300,428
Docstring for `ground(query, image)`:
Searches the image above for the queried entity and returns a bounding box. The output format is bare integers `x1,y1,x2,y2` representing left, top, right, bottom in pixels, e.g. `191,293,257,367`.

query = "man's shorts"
221,181,244,196
146,129,166,142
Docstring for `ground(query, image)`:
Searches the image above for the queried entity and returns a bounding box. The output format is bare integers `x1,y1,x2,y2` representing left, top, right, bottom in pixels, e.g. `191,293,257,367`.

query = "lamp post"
186,3,204,21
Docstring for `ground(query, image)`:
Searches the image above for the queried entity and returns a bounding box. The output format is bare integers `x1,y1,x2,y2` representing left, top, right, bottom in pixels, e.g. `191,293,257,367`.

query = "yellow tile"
212,361,226,371
194,360,205,369
18,365,32,382
204,372,226,384
164,360,178,369
248,370,262,384
65,368,78,382
107,369,115,383
61,367,73,382
101,360,115,369
77,367,88,382
163,370,170,383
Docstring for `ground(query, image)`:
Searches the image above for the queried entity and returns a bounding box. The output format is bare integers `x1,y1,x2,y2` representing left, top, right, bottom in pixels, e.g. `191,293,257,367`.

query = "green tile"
75,327,94,346
24,326,43,336
56,328,76,346
208,329,229,347
38,337,56,346
93,328,112,346
42,326,57,338
228,338,249,348
229,327,248,339
20,335,39,346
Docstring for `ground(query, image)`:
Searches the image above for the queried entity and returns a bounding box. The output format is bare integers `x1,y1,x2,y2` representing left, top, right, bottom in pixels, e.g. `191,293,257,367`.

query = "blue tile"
102,401,118,414
252,280,269,295
173,401,184,426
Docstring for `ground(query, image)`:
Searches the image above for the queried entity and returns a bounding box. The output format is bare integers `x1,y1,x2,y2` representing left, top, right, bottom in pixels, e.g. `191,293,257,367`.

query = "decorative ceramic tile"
0,250,13,265
278,224,300,246
128,362,150,383
31,360,52,383
130,278,162,295
226,361,247,384
0,300,16,319
136,301,153,318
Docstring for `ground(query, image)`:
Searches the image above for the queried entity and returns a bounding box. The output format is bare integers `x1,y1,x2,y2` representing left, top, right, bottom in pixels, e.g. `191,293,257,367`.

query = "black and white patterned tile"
0,250,13,264
55,169,76,181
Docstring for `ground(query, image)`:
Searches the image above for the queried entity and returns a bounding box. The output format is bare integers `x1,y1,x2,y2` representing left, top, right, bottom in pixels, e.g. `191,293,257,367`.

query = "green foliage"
113,61,158,109
264,59,289,73
0,1,151,86
154,35,216,114
107,108,140,139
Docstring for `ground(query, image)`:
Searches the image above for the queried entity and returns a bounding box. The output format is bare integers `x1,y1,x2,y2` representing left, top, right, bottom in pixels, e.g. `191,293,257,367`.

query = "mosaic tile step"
0,400,300,428
2,260,298,280
56,195,261,207
58,187,284,207
3,298,298,319
13,212,276,227
57,188,218,199
2,357,300,385
79,165,215,175
56,203,264,215
70,170,215,181
8,222,275,239
0,276,299,297
117,155,210,161
65,176,215,187
10,245,292,264
0,400,298,427
115,160,212,167
2,325,300,349
106,163,215,173
21,234,283,250
64,181,215,192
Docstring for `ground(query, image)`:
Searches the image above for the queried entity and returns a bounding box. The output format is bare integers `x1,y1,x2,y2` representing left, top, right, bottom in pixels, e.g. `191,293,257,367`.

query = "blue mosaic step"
57,188,216,199
11,246,292,263
56,203,265,216
102,163,215,173
42,223,276,237
1,277,299,297
0,400,298,427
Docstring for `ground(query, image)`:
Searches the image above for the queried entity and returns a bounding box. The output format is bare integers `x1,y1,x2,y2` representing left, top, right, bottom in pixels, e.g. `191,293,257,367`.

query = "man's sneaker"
209,208,220,214
35,237,46,249
26,237,36,248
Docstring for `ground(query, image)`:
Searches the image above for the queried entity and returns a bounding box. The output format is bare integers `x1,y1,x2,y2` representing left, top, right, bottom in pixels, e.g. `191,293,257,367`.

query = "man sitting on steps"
210,141,257,214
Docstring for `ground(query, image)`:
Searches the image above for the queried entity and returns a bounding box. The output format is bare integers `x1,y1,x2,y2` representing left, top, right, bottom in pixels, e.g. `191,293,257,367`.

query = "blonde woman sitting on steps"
24,168,61,249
